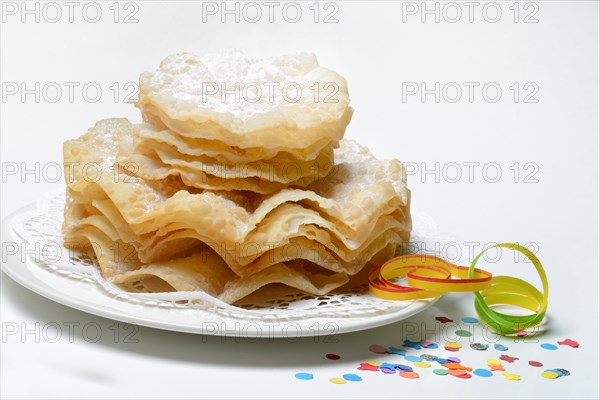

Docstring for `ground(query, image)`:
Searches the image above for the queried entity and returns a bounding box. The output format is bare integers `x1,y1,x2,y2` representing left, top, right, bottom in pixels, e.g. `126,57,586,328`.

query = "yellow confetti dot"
413,361,431,368
502,372,521,381
541,371,559,379
445,342,462,349
365,360,381,366
330,377,346,384
487,359,502,365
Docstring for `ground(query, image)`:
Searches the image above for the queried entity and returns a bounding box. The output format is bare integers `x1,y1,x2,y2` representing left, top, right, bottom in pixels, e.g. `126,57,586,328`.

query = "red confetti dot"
528,361,543,367
368,344,388,354
326,353,340,360
558,338,580,348
357,363,379,371
499,355,519,363
435,316,453,323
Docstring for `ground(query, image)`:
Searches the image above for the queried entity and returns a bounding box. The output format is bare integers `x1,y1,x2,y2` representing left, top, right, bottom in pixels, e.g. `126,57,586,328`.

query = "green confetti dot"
433,369,449,375
455,329,472,337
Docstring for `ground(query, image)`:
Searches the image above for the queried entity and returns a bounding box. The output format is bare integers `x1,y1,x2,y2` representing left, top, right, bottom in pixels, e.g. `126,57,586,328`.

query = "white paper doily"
1,191,466,336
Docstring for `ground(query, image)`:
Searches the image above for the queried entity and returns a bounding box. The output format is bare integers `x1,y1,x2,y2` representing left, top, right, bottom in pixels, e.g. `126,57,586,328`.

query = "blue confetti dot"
294,372,313,380
541,343,558,350
379,363,398,370
473,369,493,377
403,340,423,349
462,317,479,324
436,358,451,364
388,347,407,355
544,369,563,377
397,364,413,372
425,343,439,349
343,373,362,382
405,355,422,362
494,344,509,351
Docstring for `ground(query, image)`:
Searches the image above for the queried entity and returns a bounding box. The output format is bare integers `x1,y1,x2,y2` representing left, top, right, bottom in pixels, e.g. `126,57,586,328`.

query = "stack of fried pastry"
132,52,353,194
62,51,412,305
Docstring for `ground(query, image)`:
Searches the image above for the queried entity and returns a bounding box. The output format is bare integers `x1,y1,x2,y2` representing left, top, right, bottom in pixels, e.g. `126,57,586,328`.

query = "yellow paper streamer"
369,243,549,336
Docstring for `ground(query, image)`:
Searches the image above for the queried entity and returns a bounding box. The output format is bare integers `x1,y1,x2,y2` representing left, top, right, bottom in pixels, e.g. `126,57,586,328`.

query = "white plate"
0,194,444,337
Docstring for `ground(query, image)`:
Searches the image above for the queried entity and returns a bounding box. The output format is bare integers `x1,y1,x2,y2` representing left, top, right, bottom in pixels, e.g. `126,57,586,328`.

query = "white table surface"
1,1,598,398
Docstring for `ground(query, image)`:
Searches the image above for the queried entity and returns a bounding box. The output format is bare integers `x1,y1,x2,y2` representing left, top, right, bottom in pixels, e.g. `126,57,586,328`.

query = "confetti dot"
433,369,449,375
556,368,570,376
421,354,437,361
545,369,563,377
517,331,528,337
499,355,519,363
541,343,558,351
444,346,460,352
397,364,413,371
330,377,346,384
541,371,558,379
294,373,313,380
405,355,422,362
456,373,472,379
462,317,479,324
413,361,431,368
368,344,388,354
357,363,379,372
489,364,505,372
435,316,453,323
557,338,579,348
399,371,420,379
449,369,469,377
403,340,423,349
529,361,543,367
365,360,381,366
443,363,472,371
448,357,461,363
387,347,407,356
326,353,341,360
502,372,521,381
455,329,472,337
436,358,451,364
473,369,493,377
380,367,396,374
342,374,362,382
470,343,489,351
445,342,462,349
487,359,502,365
494,344,509,351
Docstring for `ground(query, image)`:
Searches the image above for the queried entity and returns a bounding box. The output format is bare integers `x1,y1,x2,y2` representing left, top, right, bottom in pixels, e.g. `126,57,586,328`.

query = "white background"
1,1,598,398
